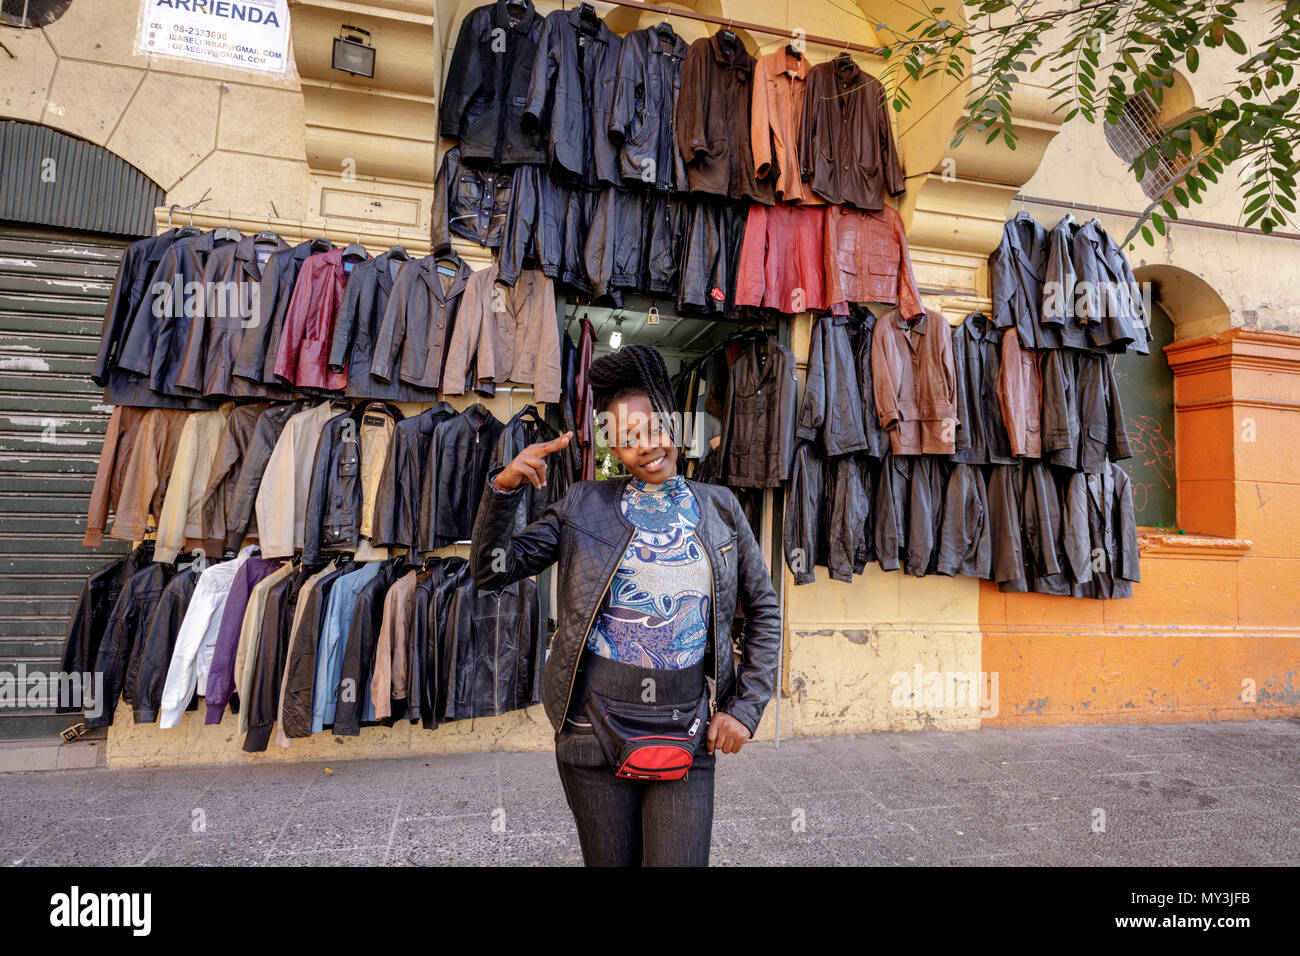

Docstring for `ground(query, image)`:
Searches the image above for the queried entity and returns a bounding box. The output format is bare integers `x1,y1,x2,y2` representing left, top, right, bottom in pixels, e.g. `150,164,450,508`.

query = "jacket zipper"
562,525,634,726
695,528,718,717
493,591,502,717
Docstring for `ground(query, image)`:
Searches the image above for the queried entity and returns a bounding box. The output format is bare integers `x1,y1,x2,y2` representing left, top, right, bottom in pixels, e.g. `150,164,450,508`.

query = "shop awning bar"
596,0,886,56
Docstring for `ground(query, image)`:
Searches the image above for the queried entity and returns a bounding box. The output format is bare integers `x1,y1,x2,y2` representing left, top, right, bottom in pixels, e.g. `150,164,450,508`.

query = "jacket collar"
563,4,611,43
831,55,864,89
771,46,809,79
894,307,929,335
234,234,289,282
963,311,998,342
709,30,751,71
420,254,471,302
376,250,411,296
495,0,536,34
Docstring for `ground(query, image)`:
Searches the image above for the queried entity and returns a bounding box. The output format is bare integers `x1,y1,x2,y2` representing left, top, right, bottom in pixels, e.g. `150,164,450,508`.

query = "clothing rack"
593,0,886,57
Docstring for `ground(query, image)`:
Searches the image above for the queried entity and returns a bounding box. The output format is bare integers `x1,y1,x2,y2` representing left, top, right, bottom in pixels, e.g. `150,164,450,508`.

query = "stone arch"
1132,262,1232,341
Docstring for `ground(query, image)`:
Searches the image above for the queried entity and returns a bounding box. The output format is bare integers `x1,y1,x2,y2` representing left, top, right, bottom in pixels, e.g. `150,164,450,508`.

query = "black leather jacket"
372,402,457,557
432,145,513,253
440,0,545,167
234,238,335,386
130,563,200,724
420,404,505,551
796,313,868,458
94,228,199,408
57,544,154,714
87,563,174,728
469,473,781,738
523,5,623,187
609,24,688,191
492,406,571,529
443,575,542,720
302,403,402,564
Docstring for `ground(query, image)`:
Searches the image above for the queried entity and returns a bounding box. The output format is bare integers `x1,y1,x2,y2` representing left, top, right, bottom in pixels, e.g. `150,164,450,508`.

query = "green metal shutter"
0,224,129,739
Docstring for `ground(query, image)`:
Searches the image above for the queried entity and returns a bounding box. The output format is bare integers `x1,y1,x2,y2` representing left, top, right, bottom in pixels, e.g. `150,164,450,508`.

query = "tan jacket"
444,263,562,403
153,404,232,562
997,327,1043,457
871,307,958,455
750,48,821,205
255,401,337,559
84,405,150,548
235,561,296,734
109,408,190,543
370,569,420,720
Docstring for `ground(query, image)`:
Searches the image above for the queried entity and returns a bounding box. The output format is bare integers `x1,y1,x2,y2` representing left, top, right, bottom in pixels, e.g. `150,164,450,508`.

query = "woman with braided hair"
470,343,781,866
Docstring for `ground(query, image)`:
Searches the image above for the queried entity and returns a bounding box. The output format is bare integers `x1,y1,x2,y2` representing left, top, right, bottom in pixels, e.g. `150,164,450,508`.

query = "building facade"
0,0,1295,766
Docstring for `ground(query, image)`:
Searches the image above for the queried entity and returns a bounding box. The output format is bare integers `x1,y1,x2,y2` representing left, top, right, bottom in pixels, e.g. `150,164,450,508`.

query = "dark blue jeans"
554,653,716,866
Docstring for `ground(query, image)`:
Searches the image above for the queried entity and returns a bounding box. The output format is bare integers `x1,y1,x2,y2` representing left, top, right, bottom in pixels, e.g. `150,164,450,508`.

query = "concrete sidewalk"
2,720,1296,866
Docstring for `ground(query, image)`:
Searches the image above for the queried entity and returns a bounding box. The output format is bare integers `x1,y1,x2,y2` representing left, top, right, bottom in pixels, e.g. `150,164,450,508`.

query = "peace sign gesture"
491,431,573,492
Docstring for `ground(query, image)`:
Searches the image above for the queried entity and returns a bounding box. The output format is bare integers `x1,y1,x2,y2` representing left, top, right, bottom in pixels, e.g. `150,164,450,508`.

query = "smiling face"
603,391,678,483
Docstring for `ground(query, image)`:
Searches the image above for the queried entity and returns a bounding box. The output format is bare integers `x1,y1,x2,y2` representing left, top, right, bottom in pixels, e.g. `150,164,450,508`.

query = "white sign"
137,0,291,76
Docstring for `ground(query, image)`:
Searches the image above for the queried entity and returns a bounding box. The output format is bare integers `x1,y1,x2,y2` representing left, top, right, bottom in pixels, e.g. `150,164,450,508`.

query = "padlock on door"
647,306,659,326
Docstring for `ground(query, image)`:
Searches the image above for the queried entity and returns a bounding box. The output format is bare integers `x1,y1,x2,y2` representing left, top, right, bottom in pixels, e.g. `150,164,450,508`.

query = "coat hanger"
388,226,409,261
577,2,600,35
212,208,240,243
719,18,737,43
254,210,281,246
342,224,367,259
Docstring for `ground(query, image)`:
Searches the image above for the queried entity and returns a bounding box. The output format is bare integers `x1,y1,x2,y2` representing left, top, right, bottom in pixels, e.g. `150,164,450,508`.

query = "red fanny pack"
584,689,710,781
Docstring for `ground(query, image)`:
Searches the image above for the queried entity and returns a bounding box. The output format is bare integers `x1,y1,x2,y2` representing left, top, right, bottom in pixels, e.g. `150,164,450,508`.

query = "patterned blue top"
587,474,710,668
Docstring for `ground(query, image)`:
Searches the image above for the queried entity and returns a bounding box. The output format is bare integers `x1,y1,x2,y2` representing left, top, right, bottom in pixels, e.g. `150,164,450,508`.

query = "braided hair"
588,344,680,448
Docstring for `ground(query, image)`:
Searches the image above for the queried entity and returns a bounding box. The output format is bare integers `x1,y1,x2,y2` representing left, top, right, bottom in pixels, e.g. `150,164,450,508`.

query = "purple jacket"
204,555,283,724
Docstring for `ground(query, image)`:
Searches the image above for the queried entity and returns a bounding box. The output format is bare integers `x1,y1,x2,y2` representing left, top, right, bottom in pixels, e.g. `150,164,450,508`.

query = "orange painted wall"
980,330,1300,726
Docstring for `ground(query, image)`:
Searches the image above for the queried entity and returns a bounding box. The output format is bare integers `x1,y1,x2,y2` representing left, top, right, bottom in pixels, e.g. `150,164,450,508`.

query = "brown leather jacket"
676,31,775,204
750,47,819,204
371,255,473,393
799,58,906,210
871,307,958,455
996,329,1042,457
825,204,923,318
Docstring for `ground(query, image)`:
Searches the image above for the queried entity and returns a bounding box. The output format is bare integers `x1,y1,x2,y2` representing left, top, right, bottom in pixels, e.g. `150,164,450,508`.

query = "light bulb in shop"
609,329,623,349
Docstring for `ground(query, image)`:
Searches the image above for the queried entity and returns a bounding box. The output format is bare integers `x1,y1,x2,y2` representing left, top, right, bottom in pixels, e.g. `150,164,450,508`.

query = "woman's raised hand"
491,431,573,492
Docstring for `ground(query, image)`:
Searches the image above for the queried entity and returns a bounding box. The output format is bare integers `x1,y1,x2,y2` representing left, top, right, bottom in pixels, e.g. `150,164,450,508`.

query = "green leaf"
1186,46,1200,72
1153,212,1165,235
1141,226,1153,244
1224,29,1247,55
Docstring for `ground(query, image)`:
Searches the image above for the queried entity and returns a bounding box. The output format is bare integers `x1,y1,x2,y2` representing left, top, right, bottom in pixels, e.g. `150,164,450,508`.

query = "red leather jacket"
274,248,369,391
735,202,829,313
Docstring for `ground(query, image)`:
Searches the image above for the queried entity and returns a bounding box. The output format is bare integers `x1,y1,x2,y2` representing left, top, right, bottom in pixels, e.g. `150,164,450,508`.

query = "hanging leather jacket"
222,400,310,555
371,402,458,557
677,195,748,315
371,254,473,393
950,312,1016,465
500,164,597,293
333,559,404,736
175,234,294,400
443,575,541,720
57,544,154,713
1040,349,1131,473
824,204,923,318
275,247,370,391
871,307,958,456
676,31,775,204
904,455,947,577
201,401,272,558
1016,460,1070,594
989,211,1049,349
1073,219,1151,354
302,403,402,564
234,238,335,386
492,406,570,529
1063,460,1141,598
1039,214,1091,350
826,453,874,582
987,463,1026,589
782,441,826,585
522,5,623,187
996,328,1042,458
242,566,309,751
86,563,174,728
432,145,513,253
280,560,354,738
419,404,505,551
129,562,200,724
94,228,200,408
848,306,893,461
799,57,906,210
119,230,230,405
328,250,423,402
439,0,545,167
609,23,688,192
936,463,992,578
719,333,798,488
735,202,830,313
796,313,868,457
